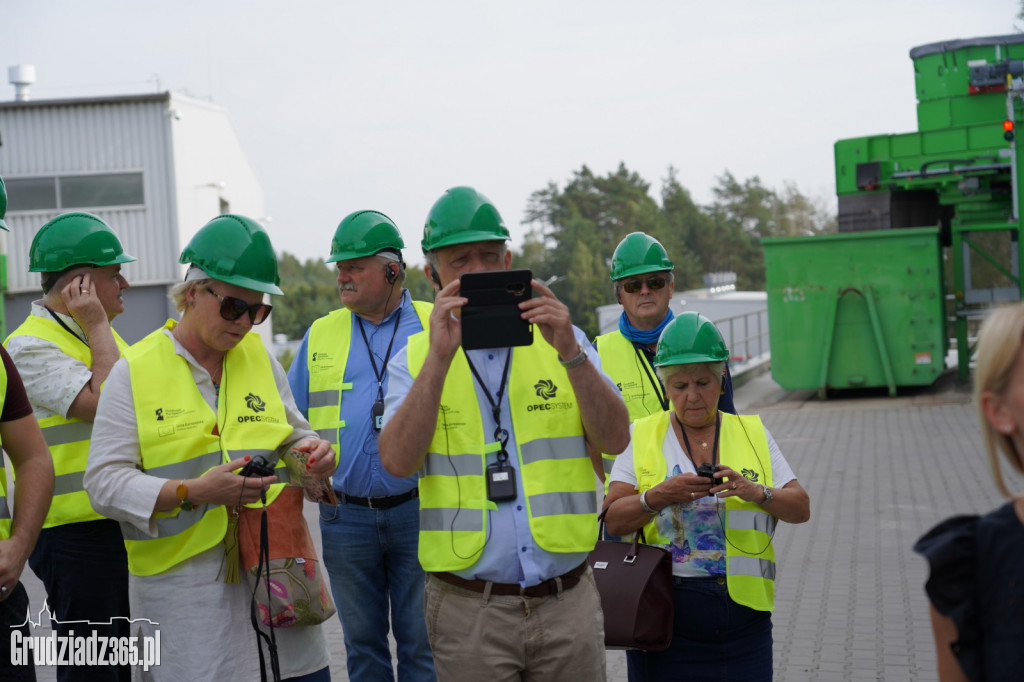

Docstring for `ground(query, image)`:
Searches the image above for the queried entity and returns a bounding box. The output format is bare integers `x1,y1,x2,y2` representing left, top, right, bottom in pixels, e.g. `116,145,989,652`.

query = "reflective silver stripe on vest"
119,503,214,542
420,507,484,533
519,435,586,466
40,420,92,446
308,390,338,409
423,452,483,478
274,461,292,484
602,456,615,476
141,449,278,479
729,509,778,535
53,471,86,496
0,498,9,520
141,451,224,480
729,555,776,581
528,490,597,518
316,429,337,445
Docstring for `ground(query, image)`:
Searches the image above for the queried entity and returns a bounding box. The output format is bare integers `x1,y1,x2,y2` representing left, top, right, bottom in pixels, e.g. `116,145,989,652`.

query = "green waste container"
763,227,945,397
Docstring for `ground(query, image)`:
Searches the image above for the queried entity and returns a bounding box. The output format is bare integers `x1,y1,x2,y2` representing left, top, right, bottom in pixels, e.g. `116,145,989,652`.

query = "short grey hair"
375,252,407,286
655,360,725,387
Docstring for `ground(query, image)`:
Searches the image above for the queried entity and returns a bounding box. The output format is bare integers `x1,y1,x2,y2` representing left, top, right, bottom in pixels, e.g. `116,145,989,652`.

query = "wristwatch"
760,485,774,505
558,343,588,369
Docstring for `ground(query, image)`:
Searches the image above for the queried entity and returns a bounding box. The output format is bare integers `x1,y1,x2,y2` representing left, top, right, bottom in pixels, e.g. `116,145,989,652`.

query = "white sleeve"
766,427,797,489
84,358,166,536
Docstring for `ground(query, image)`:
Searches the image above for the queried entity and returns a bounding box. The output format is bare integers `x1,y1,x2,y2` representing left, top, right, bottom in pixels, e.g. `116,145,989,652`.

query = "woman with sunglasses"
84,215,335,681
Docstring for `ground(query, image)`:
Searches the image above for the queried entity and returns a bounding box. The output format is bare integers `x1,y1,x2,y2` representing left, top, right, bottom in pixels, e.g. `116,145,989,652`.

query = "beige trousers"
423,567,607,682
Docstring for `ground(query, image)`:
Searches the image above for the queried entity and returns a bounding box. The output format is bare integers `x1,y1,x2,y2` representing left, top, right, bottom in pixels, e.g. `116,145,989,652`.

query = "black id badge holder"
371,399,385,431
486,428,517,502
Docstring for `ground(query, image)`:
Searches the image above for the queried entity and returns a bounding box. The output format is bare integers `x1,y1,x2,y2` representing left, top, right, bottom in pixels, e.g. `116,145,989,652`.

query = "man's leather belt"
433,561,588,598
337,488,418,510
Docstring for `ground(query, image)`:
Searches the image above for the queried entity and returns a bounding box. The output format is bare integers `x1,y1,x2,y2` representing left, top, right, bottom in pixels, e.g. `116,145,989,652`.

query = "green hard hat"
421,186,510,253
0,177,9,232
29,212,136,272
610,232,673,280
179,214,283,296
654,312,729,367
328,210,404,263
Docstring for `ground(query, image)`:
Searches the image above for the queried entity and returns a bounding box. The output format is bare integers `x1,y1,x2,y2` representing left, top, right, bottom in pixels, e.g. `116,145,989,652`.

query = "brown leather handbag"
587,508,674,650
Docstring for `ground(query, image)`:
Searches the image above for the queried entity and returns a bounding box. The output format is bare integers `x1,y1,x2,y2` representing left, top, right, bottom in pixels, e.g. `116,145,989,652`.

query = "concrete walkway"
26,368,995,680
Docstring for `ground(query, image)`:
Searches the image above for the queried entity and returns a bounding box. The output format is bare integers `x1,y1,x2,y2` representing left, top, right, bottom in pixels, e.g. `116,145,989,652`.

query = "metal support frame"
817,286,896,399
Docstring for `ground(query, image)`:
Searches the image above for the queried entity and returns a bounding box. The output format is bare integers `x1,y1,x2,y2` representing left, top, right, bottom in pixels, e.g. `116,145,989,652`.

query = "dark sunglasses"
202,286,272,325
620,276,668,294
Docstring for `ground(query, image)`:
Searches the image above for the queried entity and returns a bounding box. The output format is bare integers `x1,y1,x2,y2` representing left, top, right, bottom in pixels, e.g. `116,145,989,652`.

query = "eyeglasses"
619,276,668,294
202,287,273,325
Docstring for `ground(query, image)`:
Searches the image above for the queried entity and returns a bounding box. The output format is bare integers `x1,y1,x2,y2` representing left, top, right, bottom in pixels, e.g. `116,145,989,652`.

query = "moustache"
339,283,357,292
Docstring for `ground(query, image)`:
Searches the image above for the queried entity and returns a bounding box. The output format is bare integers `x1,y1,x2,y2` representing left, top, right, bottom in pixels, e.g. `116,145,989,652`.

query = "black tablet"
460,269,533,350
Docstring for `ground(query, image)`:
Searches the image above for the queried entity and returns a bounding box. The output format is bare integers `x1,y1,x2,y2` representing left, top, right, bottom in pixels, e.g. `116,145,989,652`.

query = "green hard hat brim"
422,231,508,253
326,248,396,264
0,217,8,232
613,264,672,281
653,350,730,367
205,271,284,297
28,250,136,273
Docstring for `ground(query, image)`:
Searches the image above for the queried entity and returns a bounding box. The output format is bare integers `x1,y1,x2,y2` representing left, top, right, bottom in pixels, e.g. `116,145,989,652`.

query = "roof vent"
8,65,36,102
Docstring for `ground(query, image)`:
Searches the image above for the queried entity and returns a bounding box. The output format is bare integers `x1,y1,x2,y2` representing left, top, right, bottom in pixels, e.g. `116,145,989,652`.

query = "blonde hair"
169,279,211,314
974,304,1024,497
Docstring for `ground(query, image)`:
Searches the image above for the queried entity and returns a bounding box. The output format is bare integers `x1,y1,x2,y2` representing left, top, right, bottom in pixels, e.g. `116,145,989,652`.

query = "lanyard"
355,308,403,403
633,342,668,412
44,307,89,348
675,411,721,467
464,349,513,462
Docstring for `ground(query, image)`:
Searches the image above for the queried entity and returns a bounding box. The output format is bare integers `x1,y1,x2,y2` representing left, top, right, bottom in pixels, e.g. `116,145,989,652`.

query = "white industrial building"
0,77,271,343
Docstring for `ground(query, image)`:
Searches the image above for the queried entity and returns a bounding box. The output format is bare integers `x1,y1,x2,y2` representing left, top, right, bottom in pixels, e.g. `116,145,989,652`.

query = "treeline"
271,163,836,340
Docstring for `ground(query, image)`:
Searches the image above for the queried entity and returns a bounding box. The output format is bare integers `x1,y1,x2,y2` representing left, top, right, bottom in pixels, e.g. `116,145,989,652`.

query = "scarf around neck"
618,309,674,346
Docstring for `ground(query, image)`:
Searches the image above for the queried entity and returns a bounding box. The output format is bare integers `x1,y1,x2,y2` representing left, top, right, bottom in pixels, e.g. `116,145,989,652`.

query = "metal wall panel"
0,97,179,292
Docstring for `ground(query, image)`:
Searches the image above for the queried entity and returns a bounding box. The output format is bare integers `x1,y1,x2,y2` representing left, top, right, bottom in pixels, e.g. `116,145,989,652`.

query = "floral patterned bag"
238,485,336,627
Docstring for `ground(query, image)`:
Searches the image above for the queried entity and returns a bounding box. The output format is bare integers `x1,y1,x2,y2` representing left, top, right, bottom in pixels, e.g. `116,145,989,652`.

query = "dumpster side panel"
764,228,945,392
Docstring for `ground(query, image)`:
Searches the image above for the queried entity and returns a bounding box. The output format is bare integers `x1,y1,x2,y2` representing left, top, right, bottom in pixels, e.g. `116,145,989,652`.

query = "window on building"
6,172,144,212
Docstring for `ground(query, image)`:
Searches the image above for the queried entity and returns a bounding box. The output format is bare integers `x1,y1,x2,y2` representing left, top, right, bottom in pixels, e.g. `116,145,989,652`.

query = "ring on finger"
690,492,695,500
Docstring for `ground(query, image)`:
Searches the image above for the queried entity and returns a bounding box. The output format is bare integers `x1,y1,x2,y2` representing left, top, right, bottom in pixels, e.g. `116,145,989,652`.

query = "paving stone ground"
27,369,1004,681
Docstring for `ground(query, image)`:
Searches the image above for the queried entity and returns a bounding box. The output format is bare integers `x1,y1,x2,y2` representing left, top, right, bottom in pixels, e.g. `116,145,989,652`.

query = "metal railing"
712,307,769,373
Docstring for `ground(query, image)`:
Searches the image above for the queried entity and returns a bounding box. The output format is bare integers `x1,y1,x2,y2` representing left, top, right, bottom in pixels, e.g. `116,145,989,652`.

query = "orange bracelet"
176,480,194,511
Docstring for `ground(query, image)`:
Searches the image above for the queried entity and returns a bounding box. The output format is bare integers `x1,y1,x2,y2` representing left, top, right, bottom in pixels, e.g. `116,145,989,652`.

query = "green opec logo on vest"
527,380,573,412
237,393,281,424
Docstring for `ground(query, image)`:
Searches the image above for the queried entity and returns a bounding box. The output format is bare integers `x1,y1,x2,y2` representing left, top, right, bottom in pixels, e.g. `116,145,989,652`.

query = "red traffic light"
1004,120,1015,132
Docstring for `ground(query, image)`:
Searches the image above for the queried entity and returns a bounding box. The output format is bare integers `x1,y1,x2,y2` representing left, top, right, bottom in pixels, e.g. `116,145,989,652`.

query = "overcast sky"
1,0,1020,264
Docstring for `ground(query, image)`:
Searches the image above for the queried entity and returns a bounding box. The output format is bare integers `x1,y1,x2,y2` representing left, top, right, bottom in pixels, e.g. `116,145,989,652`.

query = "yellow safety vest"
407,330,598,572
5,315,129,528
595,329,667,485
0,367,10,540
306,300,432,457
632,410,777,611
119,321,293,576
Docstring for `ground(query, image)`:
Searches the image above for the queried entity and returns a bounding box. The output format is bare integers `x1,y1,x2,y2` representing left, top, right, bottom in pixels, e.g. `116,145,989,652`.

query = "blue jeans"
627,576,772,682
29,519,130,682
320,498,435,682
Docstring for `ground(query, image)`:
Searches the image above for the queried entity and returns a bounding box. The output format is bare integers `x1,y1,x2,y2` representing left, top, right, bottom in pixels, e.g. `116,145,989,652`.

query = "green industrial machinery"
765,34,1024,396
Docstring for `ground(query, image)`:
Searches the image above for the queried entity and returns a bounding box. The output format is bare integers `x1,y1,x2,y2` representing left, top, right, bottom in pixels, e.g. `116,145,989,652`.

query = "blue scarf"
618,309,674,345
